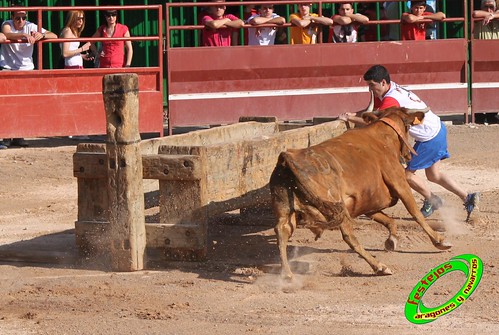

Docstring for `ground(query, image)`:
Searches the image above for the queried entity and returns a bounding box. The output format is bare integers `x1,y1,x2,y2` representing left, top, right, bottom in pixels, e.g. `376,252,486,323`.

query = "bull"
269,97,452,278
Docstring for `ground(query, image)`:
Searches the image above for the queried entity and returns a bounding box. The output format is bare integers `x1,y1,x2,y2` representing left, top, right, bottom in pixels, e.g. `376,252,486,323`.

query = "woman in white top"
60,10,92,69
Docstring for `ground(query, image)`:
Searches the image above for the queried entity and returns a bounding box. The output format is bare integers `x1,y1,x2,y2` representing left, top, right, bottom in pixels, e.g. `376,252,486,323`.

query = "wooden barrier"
74,119,347,266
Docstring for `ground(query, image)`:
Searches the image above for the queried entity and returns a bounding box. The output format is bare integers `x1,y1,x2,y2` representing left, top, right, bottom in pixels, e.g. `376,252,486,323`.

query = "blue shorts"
406,122,450,171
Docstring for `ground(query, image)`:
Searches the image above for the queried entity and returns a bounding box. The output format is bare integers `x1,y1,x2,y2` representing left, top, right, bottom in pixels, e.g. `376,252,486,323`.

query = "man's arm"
2,22,34,43
333,13,369,25
224,18,244,28
250,16,285,25
40,30,57,39
473,10,499,25
204,17,231,29
31,29,57,42
309,15,333,26
401,13,423,23
425,12,446,21
290,14,312,28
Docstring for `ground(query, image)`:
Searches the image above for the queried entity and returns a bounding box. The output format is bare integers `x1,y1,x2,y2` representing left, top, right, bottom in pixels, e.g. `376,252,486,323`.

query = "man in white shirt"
246,4,285,45
0,7,57,70
0,4,57,148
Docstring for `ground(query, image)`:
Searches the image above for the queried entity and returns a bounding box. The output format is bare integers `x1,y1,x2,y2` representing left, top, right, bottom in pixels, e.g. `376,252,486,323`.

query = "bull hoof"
375,264,393,276
434,240,453,250
281,271,294,281
384,236,398,251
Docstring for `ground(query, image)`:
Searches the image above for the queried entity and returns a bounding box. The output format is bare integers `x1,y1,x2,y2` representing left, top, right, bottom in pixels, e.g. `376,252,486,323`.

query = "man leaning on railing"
0,1,58,149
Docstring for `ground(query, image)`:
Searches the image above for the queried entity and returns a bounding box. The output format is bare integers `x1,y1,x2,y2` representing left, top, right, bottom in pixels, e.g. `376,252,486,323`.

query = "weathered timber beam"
73,153,203,180
146,223,206,249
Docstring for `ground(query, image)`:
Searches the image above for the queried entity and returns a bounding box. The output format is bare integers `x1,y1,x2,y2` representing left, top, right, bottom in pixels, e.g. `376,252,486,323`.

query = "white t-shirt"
380,82,441,142
332,23,359,43
61,41,83,67
0,20,46,70
246,13,281,46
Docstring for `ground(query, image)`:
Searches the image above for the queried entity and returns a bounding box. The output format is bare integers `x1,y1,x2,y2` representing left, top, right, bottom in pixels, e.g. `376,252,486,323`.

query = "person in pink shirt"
91,9,133,67
201,0,244,46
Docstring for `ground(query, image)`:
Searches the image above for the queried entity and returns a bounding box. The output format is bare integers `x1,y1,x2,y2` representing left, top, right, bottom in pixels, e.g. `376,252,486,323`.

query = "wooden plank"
73,152,107,179
145,223,206,249
75,145,109,226
142,154,203,180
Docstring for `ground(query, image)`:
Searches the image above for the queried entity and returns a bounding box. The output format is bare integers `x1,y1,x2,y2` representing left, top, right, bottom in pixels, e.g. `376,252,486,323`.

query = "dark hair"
338,2,354,8
10,0,25,16
363,65,391,84
10,0,23,6
411,1,427,7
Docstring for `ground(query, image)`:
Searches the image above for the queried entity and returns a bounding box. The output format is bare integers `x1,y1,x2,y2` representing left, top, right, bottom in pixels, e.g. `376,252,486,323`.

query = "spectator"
472,0,499,124
0,3,57,148
329,2,369,43
242,2,257,45
60,10,93,69
289,3,333,44
358,2,389,41
340,65,479,220
246,4,286,46
201,0,244,46
473,0,499,39
401,1,445,40
385,1,407,41
90,10,133,68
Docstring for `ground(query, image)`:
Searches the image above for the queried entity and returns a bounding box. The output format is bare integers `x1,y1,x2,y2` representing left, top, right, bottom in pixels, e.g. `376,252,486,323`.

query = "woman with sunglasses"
90,10,133,68
60,10,93,69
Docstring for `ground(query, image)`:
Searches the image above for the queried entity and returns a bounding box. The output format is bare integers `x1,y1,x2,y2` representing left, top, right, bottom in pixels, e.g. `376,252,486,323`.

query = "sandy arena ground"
0,123,498,334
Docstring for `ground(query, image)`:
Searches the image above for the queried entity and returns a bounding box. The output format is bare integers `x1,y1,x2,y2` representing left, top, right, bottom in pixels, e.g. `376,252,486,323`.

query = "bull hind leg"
339,217,393,275
274,211,297,280
369,212,399,251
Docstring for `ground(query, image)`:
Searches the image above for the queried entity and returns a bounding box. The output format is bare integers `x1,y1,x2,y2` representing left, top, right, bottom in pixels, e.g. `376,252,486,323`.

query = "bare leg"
406,169,432,199
425,161,467,201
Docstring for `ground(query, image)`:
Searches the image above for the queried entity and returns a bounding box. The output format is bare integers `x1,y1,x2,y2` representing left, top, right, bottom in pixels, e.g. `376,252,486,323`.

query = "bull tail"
278,151,349,226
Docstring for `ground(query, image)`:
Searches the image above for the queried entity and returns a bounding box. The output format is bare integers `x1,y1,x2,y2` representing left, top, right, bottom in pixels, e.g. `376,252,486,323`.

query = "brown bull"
269,106,452,278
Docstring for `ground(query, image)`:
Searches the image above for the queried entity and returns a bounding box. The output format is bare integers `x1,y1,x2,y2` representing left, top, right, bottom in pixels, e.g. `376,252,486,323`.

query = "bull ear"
362,112,379,124
409,111,426,126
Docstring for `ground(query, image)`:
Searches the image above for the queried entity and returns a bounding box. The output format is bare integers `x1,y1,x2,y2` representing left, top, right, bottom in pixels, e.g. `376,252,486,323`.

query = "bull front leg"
397,191,452,250
339,217,393,275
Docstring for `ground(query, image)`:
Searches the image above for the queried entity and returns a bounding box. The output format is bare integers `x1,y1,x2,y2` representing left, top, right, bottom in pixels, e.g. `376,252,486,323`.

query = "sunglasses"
483,5,495,9
14,16,27,21
77,16,85,20
105,13,117,17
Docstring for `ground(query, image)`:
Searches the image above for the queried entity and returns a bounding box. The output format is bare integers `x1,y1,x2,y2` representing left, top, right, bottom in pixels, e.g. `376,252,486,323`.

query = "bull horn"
364,90,374,113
